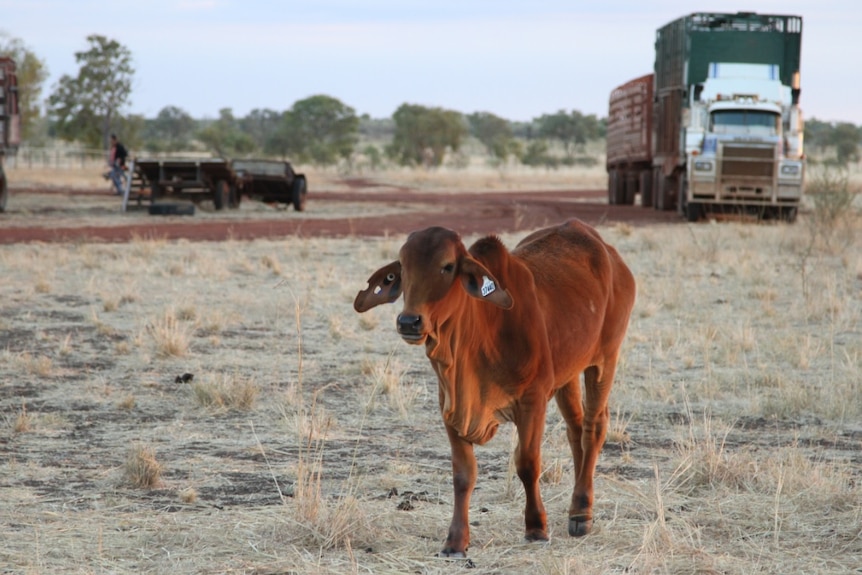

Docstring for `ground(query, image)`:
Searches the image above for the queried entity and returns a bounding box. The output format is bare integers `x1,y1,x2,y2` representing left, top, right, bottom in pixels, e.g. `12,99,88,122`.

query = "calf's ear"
354,261,402,312
459,257,513,309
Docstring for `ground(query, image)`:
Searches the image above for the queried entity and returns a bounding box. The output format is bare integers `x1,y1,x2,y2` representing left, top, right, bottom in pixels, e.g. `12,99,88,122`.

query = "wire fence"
5,146,108,170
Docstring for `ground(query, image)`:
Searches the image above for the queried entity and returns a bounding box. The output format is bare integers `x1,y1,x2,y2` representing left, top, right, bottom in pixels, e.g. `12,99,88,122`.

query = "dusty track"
0,182,681,244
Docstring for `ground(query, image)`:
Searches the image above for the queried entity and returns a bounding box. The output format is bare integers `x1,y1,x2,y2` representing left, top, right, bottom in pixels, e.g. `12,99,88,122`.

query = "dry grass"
191,373,259,411
0,168,860,573
122,443,164,488
148,307,192,357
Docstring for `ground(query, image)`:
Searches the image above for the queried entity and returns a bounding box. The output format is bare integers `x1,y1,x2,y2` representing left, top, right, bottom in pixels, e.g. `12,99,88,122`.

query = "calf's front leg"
439,423,477,557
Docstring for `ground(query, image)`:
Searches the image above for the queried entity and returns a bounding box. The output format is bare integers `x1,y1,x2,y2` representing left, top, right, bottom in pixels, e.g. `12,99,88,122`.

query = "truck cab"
683,62,804,220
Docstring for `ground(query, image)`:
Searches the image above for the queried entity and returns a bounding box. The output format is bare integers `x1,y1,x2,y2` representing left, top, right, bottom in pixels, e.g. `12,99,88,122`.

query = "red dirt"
0,184,681,244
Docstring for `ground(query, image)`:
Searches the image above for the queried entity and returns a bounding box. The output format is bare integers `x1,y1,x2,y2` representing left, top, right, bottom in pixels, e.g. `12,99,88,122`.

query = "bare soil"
0,178,680,244
1,177,859,574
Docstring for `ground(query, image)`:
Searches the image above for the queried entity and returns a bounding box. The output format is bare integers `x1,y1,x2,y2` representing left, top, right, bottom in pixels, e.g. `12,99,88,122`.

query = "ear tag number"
480,275,496,297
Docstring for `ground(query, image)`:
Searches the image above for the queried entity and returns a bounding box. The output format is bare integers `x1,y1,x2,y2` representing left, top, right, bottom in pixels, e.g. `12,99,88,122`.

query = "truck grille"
720,144,775,178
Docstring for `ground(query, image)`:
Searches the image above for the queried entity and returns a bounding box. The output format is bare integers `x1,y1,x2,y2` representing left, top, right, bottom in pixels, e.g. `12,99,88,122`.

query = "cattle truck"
606,12,805,221
0,57,20,212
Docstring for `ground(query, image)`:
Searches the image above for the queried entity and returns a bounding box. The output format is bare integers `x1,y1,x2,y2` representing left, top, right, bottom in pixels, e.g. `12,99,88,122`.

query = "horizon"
2,1,859,125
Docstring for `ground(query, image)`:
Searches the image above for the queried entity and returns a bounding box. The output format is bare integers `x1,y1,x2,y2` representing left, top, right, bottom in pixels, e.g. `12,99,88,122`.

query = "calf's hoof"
524,529,549,543
437,546,467,558
568,516,593,537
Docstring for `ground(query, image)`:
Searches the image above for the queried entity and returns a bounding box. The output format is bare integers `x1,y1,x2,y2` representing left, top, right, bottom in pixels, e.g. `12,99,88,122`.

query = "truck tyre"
0,165,7,213
685,202,701,222
213,179,229,211
639,170,653,208
607,170,618,204
624,171,638,205
291,175,307,211
780,206,798,223
677,175,689,217
655,176,670,211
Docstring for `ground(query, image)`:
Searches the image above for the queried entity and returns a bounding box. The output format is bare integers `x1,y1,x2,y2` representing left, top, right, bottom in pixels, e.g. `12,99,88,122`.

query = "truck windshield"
710,110,779,135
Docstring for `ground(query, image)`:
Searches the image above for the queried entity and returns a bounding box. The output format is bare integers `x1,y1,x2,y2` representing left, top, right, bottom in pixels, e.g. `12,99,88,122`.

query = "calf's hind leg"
554,364,614,537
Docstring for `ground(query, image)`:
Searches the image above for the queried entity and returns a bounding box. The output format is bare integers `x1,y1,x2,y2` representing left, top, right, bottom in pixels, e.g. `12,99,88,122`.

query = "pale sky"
2,0,857,124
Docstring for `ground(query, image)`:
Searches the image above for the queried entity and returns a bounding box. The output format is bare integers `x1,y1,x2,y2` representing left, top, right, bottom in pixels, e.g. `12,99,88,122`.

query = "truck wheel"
0,166,7,213
624,171,638,205
677,176,689,217
685,202,701,222
655,176,670,211
291,176,307,211
780,206,798,223
639,170,653,208
213,180,229,211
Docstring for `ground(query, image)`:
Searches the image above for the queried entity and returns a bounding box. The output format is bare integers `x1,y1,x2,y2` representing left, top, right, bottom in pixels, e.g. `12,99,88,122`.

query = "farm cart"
132,158,239,210
232,159,307,211
0,57,20,213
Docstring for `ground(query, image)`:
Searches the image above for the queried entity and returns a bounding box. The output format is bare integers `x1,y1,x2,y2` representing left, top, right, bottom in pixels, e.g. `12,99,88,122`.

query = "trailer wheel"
291,176,307,211
228,184,241,209
150,182,162,203
0,165,7,213
624,171,638,205
655,176,669,210
213,180,229,211
638,170,652,208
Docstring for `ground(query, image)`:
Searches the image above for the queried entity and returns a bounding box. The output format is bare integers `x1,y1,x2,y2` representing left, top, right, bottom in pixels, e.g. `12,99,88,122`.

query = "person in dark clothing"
108,134,128,195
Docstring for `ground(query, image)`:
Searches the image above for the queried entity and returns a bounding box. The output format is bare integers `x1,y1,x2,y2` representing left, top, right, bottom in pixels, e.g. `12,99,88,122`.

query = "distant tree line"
2,33,860,169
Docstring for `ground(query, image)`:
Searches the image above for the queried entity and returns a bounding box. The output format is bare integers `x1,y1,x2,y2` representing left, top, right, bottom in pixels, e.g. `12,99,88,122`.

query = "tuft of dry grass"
117,395,136,410
148,307,191,357
122,444,163,489
362,356,422,418
191,373,259,411
178,487,198,504
13,404,31,433
19,352,53,377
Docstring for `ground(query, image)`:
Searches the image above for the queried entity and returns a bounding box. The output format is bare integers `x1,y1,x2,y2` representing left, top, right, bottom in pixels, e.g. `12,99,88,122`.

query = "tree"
240,108,282,151
388,104,467,167
830,122,861,166
467,111,514,161
0,33,49,143
197,108,256,158
144,106,195,152
536,109,601,157
47,35,134,149
282,95,359,165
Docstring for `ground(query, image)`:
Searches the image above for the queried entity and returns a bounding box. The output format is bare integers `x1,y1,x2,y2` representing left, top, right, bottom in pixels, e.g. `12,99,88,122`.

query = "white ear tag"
480,275,496,297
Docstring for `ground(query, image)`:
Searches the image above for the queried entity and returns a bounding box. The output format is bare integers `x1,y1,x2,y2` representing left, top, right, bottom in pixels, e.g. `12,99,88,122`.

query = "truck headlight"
780,164,801,176
694,161,713,172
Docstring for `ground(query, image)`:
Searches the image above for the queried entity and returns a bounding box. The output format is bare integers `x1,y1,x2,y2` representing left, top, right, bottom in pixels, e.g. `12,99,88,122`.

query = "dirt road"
0,182,681,244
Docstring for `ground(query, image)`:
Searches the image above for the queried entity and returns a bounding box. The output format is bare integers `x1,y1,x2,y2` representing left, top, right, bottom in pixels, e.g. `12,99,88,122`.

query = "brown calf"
354,219,636,557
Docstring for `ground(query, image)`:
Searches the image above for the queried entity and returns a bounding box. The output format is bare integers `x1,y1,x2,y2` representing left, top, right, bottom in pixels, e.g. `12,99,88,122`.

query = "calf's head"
354,227,513,345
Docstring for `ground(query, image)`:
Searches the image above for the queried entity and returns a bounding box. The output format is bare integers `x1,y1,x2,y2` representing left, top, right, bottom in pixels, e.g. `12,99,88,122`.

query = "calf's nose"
396,313,423,338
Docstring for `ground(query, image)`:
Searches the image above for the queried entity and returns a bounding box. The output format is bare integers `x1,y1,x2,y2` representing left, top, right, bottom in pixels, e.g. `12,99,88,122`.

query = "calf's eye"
441,264,455,274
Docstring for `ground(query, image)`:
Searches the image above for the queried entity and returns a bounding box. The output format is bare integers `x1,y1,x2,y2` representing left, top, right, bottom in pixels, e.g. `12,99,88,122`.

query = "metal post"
122,159,134,212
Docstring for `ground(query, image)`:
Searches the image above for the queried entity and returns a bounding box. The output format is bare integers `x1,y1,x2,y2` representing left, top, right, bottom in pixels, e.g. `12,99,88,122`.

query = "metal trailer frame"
128,158,239,211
